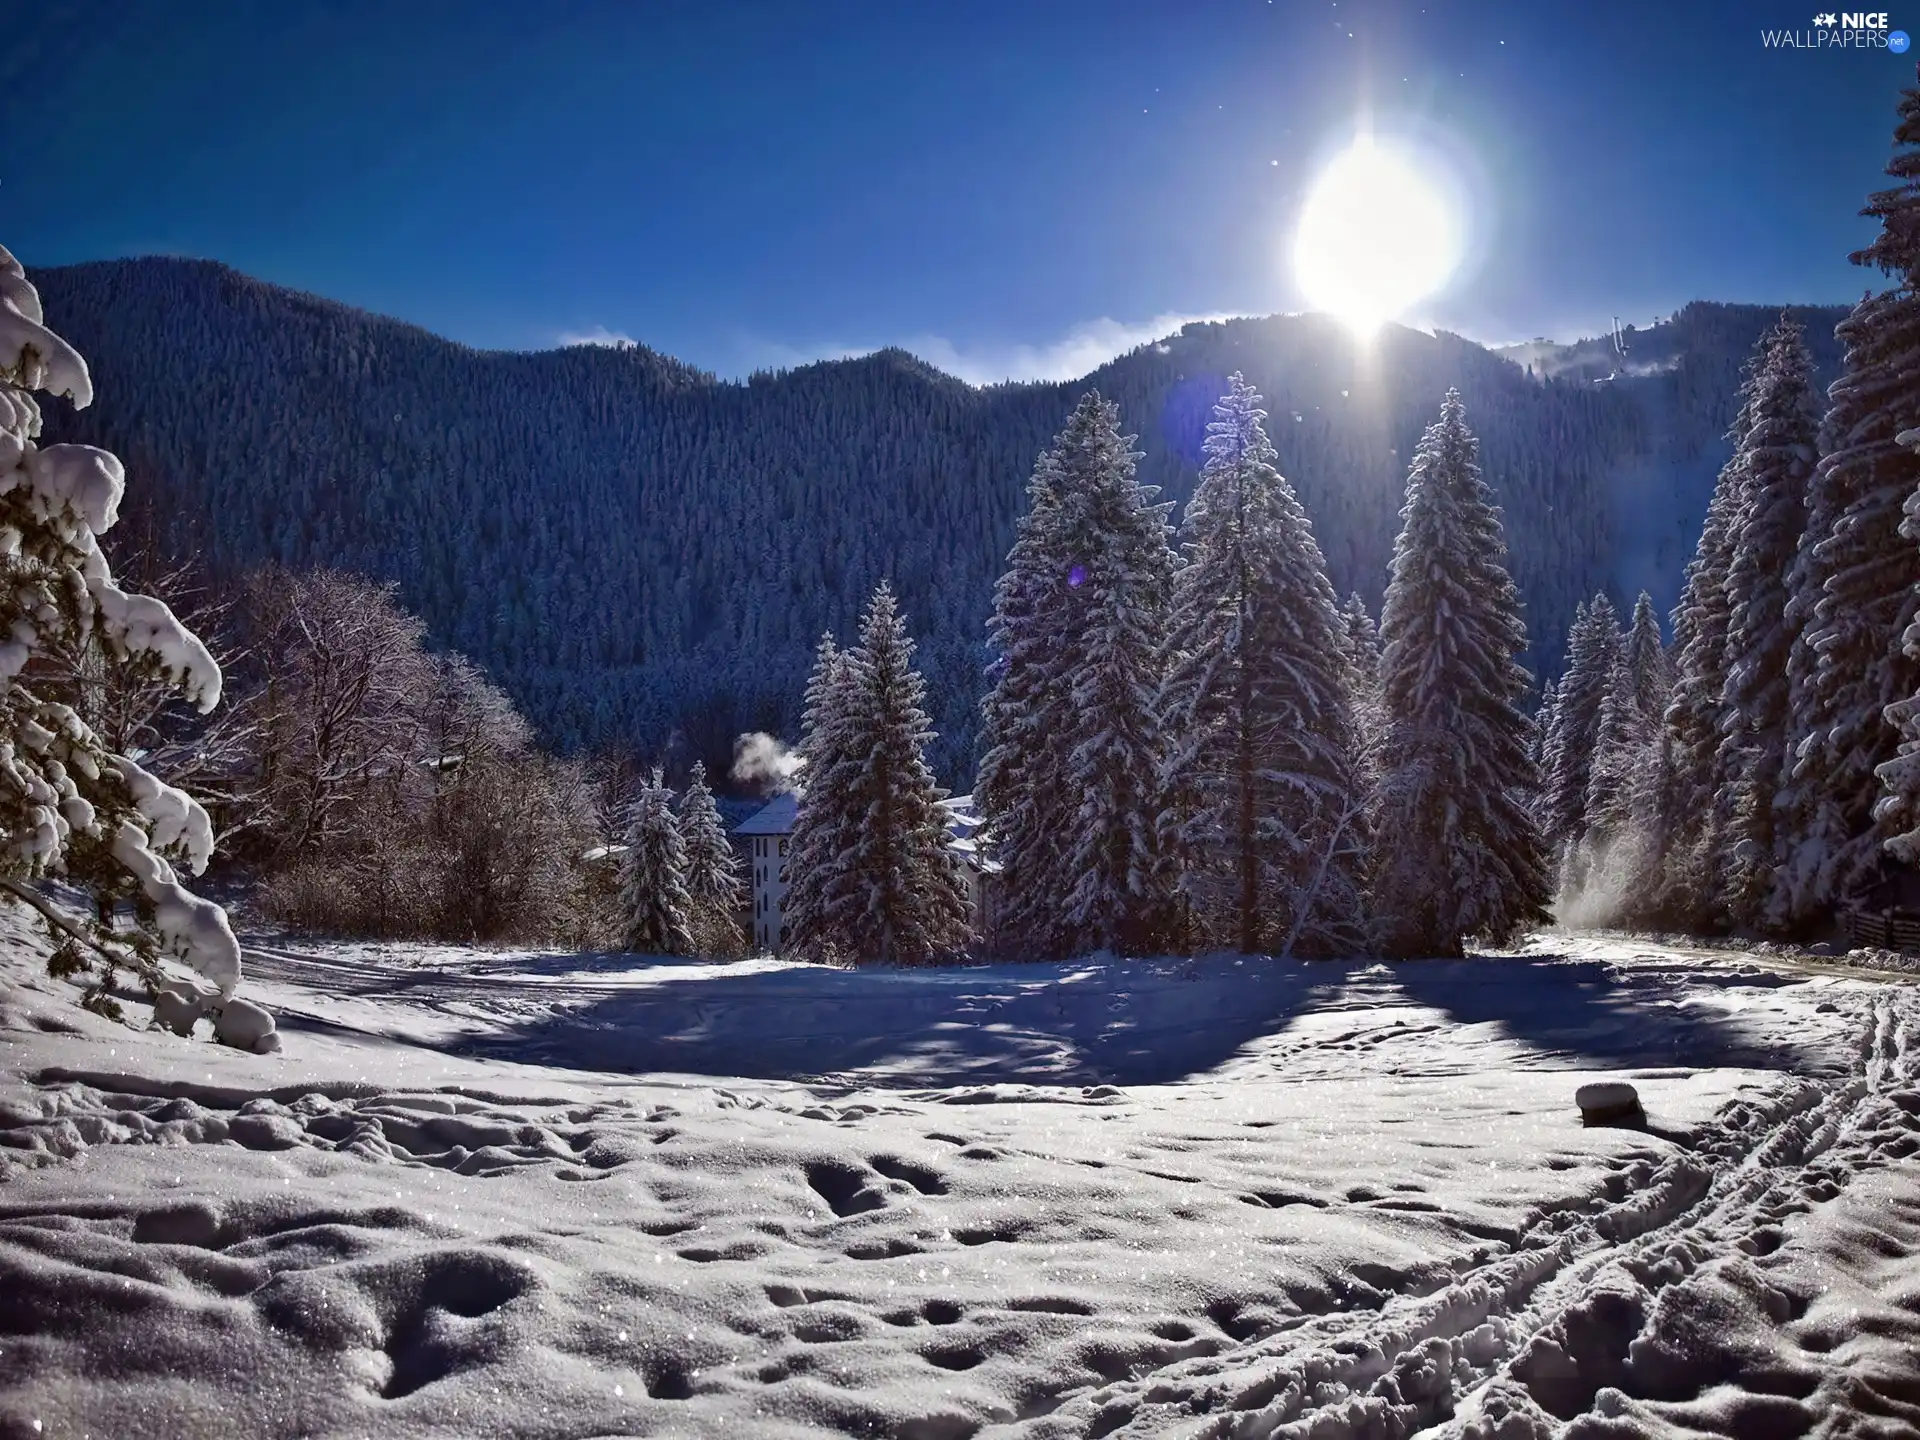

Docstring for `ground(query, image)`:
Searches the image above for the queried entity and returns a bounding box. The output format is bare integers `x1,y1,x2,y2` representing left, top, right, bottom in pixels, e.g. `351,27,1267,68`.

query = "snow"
1,908,1918,1438
109,819,243,999
0,244,92,409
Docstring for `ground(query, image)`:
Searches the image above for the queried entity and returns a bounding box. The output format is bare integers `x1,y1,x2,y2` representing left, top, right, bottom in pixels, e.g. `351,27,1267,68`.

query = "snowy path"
1,914,1917,1438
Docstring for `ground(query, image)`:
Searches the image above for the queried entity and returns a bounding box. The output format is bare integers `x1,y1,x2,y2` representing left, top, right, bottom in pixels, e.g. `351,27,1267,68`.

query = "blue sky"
3,0,1910,378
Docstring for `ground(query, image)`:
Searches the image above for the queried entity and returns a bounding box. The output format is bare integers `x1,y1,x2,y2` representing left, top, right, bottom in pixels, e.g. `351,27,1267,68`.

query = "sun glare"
1293,137,1462,336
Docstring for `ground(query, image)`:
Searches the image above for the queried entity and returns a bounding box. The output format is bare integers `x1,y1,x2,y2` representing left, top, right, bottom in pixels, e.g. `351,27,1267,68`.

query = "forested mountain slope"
30,258,1845,781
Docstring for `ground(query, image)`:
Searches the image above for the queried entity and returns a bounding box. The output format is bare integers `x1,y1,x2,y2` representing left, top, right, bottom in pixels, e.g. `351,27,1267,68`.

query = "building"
736,792,799,952
733,791,998,954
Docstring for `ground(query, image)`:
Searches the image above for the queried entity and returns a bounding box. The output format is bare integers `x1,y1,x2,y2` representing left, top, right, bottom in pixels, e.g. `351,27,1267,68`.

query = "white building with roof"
733,791,997,954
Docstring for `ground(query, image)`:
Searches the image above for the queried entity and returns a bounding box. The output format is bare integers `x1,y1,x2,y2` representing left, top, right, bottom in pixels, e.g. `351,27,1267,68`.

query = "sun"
1293,137,1463,336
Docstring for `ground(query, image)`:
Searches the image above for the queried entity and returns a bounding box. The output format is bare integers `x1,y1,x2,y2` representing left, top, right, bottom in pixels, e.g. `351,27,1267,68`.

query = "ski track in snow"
0,908,1916,1439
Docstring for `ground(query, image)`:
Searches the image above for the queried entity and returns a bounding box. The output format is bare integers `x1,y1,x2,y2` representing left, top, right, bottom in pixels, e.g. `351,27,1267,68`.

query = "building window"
779,837,789,857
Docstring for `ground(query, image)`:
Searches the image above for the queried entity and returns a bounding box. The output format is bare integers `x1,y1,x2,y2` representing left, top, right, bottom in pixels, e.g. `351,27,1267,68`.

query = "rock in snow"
211,995,278,1054
1576,1078,1643,1124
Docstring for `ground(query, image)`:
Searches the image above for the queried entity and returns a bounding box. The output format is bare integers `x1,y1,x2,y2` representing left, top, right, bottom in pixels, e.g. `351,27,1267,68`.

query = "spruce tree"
677,759,744,955
1875,423,1920,866
622,768,694,955
1715,317,1819,927
784,632,863,962
1539,594,1620,869
1661,356,1761,923
1157,375,1367,956
1532,676,1562,780
0,243,244,1021
978,393,1175,958
1778,84,1920,917
1622,591,1671,722
1771,333,1874,929
1574,591,1671,921
1374,391,1551,957
790,585,969,965
1579,644,1663,916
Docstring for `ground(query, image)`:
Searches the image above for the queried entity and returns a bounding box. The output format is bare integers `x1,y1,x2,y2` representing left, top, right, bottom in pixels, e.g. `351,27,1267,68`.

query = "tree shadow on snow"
1384,952,1828,1075
459,955,1358,1089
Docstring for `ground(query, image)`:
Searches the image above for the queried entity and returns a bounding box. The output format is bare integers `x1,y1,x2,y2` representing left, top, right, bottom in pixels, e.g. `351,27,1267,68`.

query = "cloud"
557,325,638,349
733,312,1237,386
902,312,1234,385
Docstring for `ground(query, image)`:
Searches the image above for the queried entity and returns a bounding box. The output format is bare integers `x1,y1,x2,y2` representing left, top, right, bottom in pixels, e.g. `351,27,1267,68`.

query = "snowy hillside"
26,262,1838,776
3,907,1917,1438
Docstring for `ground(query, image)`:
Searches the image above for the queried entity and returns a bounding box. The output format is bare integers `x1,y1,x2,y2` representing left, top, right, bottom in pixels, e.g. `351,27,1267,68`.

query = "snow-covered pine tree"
1660,355,1762,924
677,759,744,955
792,584,970,965
1157,375,1367,956
1770,326,1874,930
847,583,972,963
1531,676,1562,778
0,243,244,1023
1342,590,1387,813
1342,592,1381,686
1539,593,1620,872
1569,590,1671,923
1873,424,1920,866
1373,391,1551,957
1777,85,1920,919
621,768,694,955
1622,591,1671,722
1578,642,1663,918
783,632,863,962
1715,317,1819,928
978,392,1176,958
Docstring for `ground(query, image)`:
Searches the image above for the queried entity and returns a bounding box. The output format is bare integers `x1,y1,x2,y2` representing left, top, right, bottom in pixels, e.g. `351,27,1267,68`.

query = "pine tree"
1540,594,1620,869
1578,644,1664,917
1771,331,1874,929
1661,356,1762,924
784,632,864,962
1777,85,1920,919
1532,676,1562,777
1572,591,1671,922
621,768,694,955
1157,376,1368,956
677,759,744,955
1622,591,1671,722
788,585,969,965
0,243,244,1023
1876,422,1920,866
1374,391,1551,957
978,393,1176,958
1774,90,1920,917
1715,317,1819,927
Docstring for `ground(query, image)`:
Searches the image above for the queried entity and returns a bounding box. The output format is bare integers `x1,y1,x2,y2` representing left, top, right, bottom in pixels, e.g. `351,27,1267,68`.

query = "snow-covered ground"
2,911,1918,1439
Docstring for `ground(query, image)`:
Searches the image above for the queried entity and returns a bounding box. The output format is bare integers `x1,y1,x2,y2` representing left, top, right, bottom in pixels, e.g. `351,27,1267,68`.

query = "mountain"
29,258,1848,783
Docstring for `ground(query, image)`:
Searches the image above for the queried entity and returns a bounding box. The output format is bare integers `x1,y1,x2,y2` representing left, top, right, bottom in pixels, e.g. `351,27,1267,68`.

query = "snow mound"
1,916,1917,1438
